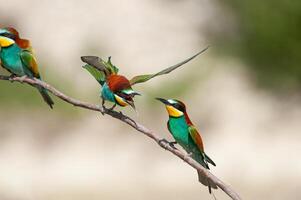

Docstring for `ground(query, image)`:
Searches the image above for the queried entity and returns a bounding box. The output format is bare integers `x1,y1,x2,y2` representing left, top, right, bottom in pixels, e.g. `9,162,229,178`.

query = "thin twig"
0,75,241,200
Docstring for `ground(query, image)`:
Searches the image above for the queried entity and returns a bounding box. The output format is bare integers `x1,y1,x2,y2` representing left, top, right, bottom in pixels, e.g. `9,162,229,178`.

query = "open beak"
155,97,170,105
126,100,136,110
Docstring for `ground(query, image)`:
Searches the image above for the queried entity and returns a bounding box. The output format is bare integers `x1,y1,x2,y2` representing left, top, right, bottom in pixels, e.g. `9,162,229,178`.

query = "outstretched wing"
20,49,40,78
82,64,106,85
129,46,209,85
106,56,119,75
81,56,110,75
81,56,119,85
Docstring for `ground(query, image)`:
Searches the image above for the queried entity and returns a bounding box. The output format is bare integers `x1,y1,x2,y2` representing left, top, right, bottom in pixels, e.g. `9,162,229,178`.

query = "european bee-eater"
156,98,217,193
81,47,208,110
0,27,54,108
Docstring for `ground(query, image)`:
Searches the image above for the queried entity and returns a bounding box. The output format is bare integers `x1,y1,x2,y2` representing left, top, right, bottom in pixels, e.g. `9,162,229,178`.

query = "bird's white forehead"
0,29,6,34
167,99,177,104
0,29,10,35
121,89,135,95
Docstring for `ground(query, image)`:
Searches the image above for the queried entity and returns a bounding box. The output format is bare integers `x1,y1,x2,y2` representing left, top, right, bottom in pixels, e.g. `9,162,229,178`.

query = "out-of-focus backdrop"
0,0,300,199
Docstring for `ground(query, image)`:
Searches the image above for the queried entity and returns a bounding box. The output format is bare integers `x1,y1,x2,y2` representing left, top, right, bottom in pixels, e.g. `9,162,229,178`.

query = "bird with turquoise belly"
0,27,54,108
156,98,217,193
81,46,208,110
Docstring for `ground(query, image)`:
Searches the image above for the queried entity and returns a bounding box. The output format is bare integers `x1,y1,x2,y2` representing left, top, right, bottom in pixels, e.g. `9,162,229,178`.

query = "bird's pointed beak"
132,92,141,96
155,97,170,105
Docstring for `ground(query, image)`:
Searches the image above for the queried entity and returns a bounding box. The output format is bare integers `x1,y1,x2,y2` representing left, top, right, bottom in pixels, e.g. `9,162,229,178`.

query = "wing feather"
20,50,40,78
188,125,204,152
83,64,106,85
129,46,209,85
81,56,120,85
189,125,216,166
81,56,110,76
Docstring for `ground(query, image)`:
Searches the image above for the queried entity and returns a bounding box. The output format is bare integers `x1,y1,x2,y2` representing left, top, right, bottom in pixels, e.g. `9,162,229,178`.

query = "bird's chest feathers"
0,45,24,75
168,117,190,148
101,83,115,102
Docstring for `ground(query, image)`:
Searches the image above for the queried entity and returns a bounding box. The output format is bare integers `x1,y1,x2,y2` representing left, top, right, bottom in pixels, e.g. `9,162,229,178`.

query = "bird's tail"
197,170,218,194
37,86,54,109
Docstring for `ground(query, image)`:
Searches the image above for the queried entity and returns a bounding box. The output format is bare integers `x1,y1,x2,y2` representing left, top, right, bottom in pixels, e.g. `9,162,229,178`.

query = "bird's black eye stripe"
173,103,183,112
116,92,132,100
1,33,16,39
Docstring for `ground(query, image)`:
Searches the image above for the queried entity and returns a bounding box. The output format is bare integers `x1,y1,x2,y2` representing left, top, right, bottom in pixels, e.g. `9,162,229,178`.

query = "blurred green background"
213,0,301,91
0,0,300,200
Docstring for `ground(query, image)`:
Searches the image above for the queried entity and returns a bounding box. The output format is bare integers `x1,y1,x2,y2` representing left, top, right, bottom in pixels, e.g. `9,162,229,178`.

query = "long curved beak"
155,97,170,105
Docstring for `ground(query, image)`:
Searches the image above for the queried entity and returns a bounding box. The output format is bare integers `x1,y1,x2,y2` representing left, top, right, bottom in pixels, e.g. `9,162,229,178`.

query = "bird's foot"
8,74,16,82
119,111,137,127
100,99,116,115
158,139,178,150
101,99,106,115
183,152,193,161
169,141,178,149
108,104,116,111
102,104,117,115
19,75,28,83
98,105,105,115
101,105,106,115
158,139,169,149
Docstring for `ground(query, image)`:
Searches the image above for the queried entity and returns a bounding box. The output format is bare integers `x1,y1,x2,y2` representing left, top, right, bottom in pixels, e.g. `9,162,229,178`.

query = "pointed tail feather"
37,86,54,109
197,170,218,194
205,153,216,167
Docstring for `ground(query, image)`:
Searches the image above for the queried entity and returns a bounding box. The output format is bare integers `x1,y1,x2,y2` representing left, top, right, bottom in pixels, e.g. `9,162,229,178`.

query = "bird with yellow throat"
0,27,54,108
156,98,217,193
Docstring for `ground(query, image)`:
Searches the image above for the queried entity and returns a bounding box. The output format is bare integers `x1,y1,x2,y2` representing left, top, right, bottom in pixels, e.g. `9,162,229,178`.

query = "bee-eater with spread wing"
81,47,208,110
0,27,54,108
156,98,217,193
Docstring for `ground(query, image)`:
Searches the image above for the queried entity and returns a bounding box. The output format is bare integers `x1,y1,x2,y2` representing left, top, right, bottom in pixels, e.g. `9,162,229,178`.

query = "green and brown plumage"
81,47,209,110
156,98,217,193
0,27,54,108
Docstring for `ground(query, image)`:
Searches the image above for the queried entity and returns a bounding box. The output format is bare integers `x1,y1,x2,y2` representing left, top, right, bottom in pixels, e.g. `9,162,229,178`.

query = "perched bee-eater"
81,47,208,110
156,98,217,193
0,27,54,108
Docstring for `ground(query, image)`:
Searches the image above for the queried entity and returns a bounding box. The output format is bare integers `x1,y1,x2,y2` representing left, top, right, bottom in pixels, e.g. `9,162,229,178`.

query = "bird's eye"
174,103,185,112
173,103,182,111
1,33,15,39
116,92,132,100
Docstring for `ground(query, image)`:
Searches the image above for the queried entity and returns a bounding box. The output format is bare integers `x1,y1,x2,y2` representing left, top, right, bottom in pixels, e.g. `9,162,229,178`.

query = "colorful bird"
156,98,217,193
0,27,54,108
81,47,208,110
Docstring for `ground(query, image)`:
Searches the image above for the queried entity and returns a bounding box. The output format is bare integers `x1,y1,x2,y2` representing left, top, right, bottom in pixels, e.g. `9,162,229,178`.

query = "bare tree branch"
0,75,241,200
